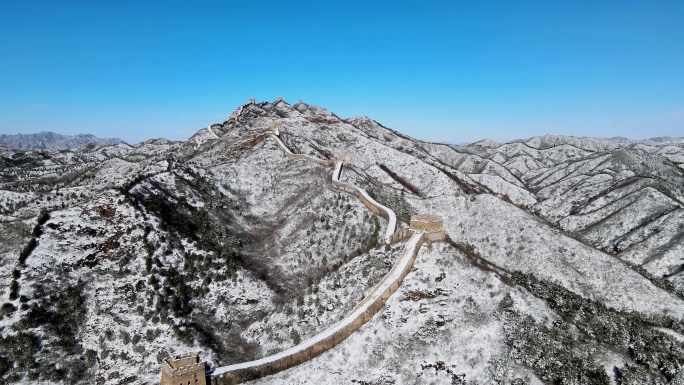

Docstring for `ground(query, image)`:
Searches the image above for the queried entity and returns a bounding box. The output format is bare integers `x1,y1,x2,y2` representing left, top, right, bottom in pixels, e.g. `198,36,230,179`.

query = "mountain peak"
2,99,684,384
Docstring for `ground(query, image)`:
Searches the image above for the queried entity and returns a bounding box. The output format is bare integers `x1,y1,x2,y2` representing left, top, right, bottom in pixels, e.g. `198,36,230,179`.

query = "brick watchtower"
160,352,206,385
410,214,445,242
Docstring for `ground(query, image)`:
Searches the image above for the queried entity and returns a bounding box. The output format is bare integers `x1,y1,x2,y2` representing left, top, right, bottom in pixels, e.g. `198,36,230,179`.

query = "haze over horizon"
1,1,682,145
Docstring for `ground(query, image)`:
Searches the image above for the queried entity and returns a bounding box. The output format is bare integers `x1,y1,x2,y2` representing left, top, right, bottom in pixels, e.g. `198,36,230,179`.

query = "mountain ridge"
0,131,125,150
1,98,684,384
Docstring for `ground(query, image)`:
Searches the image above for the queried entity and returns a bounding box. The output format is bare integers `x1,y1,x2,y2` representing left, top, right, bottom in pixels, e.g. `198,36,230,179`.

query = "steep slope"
0,111,386,384
434,133,684,294
1,99,684,385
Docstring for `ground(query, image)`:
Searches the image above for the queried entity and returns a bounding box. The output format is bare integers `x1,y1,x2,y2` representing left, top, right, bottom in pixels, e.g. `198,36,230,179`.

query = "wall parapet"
271,132,398,243
207,232,425,385
390,228,414,244
160,352,206,385
410,214,445,242
270,134,329,166
331,160,397,243
187,127,446,385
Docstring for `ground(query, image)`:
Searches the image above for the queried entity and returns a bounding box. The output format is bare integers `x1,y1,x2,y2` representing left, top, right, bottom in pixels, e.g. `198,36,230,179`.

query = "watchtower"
269,120,284,135
297,99,303,105
410,214,445,242
277,96,283,101
160,352,206,385
248,98,255,104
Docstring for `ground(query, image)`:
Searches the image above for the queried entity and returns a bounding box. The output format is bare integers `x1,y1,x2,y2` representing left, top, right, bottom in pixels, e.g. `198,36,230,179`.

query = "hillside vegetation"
1,99,683,384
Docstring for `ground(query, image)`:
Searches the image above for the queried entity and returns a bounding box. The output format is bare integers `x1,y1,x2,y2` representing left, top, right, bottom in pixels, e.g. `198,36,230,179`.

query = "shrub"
18,238,37,265
506,271,684,384
0,303,17,316
8,280,19,300
290,329,301,345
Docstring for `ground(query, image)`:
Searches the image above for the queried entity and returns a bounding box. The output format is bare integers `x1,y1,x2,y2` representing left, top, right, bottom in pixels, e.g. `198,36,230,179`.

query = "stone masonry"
160,352,206,385
160,114,447,385
410,214,445,242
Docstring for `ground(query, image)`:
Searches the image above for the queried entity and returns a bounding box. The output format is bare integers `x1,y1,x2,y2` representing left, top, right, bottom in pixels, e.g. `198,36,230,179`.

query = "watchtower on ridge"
410,214,445,242
269,120,284,135
160,352,206,385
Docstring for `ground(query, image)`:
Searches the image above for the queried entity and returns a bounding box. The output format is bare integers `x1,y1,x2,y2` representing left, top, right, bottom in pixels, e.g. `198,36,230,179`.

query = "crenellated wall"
330,158,397,243
270,133,330,166
389,228,414,244
207,232,425,385
160,353,206,385
410,214,445,242
163,123,445,385
201,132,423,384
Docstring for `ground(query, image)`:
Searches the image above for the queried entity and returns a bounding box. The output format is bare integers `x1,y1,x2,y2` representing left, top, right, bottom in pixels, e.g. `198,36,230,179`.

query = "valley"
1,99,684,384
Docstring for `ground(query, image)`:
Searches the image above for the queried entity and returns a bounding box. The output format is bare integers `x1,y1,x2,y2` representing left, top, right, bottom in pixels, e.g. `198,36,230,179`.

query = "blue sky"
1,1,682,144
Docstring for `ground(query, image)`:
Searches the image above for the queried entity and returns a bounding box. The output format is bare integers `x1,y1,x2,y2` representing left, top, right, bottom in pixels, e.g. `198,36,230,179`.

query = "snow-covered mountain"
0,131,125,150
1,99,684,385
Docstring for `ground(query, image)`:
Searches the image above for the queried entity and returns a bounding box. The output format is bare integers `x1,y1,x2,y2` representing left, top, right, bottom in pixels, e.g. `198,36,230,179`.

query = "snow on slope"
2,99,684,384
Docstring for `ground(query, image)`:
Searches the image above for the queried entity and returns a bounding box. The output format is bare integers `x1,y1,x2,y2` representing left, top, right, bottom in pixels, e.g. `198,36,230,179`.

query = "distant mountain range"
604,136,684,145
0,131,124,150
1,99,684,384
467,135,684,147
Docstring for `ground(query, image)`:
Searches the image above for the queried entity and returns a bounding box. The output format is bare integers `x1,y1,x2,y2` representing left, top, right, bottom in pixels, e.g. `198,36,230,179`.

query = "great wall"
160,99,446,385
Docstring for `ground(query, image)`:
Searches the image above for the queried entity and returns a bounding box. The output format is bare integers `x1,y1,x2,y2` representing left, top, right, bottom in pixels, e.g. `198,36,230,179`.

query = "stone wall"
389,228,414,244
354,189,384,218
330,159,396,242
270,134,329,166
193,131,441,385
160,353,206,385
169,355,196,369
208,232,425,385
424,230,446,242
331,177,393,230
410,214,445,242
410,214,444,232
268,121,283,135
272,133,396,236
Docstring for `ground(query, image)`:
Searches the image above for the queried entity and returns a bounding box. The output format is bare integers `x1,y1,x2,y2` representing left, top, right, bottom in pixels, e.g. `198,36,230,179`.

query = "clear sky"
1,1,682,144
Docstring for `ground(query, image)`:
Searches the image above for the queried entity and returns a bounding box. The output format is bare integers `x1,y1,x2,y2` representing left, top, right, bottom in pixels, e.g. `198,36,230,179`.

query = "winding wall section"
270,134,330,167
209,232,423,384
331,159,397,244
271,133,396,242
206,131,428,384
206,124,220,139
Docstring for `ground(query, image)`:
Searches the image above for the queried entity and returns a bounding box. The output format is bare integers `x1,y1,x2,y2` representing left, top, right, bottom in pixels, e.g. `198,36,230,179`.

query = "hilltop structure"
410,214,445,242
160,352,206,385
6,96,683,384
160,109,446,384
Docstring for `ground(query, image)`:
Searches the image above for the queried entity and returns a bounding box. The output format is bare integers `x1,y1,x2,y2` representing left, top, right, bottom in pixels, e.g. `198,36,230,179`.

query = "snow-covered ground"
1,98,684,384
